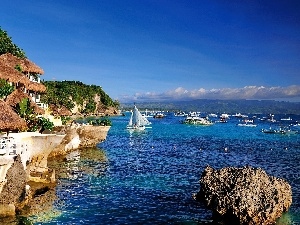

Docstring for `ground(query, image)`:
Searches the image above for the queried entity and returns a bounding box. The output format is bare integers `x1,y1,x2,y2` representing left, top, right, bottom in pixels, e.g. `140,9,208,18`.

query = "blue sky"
1,0,300,102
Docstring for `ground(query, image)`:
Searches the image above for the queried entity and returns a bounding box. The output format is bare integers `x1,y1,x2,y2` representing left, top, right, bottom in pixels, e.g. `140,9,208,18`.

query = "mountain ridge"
121,99,300,114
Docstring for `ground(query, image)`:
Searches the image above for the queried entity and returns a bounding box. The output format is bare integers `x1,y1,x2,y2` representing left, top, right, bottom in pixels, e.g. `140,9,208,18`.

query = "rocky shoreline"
0,124,110,218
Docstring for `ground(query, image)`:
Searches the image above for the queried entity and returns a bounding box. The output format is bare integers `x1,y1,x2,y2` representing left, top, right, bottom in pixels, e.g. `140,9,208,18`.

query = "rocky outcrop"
49,124,110,158
195,166,292,225
0,155,26,216
0,155,58,217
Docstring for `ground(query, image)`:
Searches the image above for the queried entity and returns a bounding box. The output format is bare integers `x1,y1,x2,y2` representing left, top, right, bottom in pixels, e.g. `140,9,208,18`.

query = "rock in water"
195,166,292,225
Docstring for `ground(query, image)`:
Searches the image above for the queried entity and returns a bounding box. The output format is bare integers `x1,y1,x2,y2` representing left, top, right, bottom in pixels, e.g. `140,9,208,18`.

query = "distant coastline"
121,99,300,115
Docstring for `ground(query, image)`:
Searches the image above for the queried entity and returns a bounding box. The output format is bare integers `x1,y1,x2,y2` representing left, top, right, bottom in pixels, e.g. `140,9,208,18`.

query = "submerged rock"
195,166,292,225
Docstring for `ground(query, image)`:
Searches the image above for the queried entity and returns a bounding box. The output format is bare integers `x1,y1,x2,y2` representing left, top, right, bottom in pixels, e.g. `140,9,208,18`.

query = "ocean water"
28,114,300,224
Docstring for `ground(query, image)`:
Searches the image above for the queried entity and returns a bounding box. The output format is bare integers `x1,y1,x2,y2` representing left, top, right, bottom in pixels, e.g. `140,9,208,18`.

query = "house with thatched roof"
5,89,45,115
0,60,31,91
0,100,27,132
0,53,46,109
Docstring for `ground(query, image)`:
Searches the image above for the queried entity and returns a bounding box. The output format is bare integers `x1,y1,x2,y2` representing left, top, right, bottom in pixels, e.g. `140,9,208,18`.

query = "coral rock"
196,166,292,225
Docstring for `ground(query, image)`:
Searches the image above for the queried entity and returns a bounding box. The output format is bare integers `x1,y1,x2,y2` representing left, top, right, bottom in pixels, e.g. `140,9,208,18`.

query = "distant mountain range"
121,99,300,115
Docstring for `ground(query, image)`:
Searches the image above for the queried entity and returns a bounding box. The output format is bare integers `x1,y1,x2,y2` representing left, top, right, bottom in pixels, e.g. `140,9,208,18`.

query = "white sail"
127,105,151,130
128,111,133,126
133,106,151,126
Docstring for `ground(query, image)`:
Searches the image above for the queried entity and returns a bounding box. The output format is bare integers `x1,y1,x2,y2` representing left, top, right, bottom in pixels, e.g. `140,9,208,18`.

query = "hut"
5,89,45,115
0,53,46,108
0,60,31,89
0,100,27,132
0,53,44,75
49,104,72,117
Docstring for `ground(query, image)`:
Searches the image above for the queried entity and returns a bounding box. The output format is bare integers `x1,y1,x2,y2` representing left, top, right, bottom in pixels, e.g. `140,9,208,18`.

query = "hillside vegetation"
41,80,119,115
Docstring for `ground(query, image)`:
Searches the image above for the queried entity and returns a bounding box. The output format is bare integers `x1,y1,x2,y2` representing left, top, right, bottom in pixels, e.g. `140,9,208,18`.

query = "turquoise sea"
28,114,300,224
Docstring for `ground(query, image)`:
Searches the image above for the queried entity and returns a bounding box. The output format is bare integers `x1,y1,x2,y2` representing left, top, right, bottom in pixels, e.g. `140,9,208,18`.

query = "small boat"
141,109,153,118
208,113,218,118
232,113,248,118
237,119,257,127
281,117,292,121
216,117,227,123
174,111,187,117
127,105,151,130
262,127,298,135
238,123,257,127
153,112,165,118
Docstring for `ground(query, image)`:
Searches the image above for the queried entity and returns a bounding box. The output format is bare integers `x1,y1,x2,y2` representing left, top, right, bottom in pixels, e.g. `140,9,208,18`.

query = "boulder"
195,165,292,225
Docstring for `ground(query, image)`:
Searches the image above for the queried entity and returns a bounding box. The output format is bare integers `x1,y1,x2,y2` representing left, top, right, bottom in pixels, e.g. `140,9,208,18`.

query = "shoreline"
0,123,111,217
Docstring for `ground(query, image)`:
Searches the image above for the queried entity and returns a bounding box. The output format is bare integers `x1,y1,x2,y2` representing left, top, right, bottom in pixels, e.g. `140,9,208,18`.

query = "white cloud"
119,85,300,102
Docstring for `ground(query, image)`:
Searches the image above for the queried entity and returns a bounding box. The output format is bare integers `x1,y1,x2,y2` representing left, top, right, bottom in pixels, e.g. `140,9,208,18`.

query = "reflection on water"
48,147,108,180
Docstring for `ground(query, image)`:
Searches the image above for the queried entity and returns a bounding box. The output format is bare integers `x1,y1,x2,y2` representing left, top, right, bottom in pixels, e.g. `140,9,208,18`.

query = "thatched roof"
59,105,72,116
25,82,47,93
0,100,27,131
0,60,31,85
5,89,45,115
49,104,72,116
0,53,44,75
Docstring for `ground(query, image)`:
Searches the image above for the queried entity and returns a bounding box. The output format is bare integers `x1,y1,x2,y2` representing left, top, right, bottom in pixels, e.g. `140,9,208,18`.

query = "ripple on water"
26,115,300,224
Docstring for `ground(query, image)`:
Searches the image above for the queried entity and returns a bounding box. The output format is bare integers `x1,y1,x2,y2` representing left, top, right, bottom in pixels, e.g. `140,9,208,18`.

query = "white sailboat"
127,105,151,130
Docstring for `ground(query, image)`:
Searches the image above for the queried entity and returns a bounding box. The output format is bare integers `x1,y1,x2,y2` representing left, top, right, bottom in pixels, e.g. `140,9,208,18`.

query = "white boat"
183,116,213,125
153,112,165,118
174,111,187,117
237,123,257,127
127,106,151,130
141,109,153,118
237,119,257,127
281,117,292,121
220,113,230,119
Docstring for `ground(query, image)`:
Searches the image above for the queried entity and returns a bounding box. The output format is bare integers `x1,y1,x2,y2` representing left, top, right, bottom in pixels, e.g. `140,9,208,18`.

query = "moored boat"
183,116,213,125
261,126,298,135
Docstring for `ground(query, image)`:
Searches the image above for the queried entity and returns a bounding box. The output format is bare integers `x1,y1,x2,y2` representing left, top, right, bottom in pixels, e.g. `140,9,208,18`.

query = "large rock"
0,155,26,216
49,124,110,157
196,166,292,225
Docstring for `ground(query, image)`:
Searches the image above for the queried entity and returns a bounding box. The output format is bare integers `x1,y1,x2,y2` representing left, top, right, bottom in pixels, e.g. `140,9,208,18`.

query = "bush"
90,118,112,126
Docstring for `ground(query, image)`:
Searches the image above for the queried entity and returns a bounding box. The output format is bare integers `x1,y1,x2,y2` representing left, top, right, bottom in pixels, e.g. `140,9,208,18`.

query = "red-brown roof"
5,89,45,115
25,82,47,93
0,60,31,85
0,53,44,75
49,104,72,116
0,100,27,131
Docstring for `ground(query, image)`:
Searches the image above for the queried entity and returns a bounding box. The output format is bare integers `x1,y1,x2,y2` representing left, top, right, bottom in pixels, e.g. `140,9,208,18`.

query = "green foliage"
41,80,119,113
90,118,112,126
0,79,14,99
82,101,96,114
61,116,71,125
13,97,54,132
15,98,33,118
14,64,22,72
0,27,26,58
38,117,54,131
26,116,54,132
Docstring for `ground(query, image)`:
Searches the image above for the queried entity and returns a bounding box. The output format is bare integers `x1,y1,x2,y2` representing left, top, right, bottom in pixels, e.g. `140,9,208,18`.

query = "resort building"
0,53,47,110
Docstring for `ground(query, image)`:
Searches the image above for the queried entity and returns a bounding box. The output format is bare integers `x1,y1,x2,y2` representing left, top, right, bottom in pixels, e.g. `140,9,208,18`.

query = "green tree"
41,80,119,113
0,79,14,99
14,98,33,118
0,27,26,58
